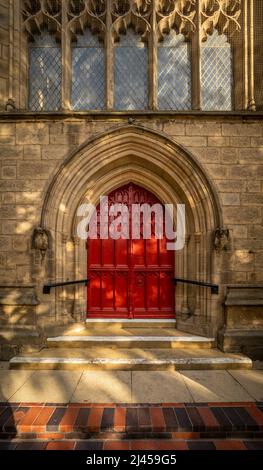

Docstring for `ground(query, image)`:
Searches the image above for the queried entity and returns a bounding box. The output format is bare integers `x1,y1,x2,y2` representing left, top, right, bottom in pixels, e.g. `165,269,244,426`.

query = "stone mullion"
243,0,249,110
191,0,201,110
149,0,157,110
61,0,71,110
106,1,113,110
248,0,256,110
8,0,14,105
19,0,28,109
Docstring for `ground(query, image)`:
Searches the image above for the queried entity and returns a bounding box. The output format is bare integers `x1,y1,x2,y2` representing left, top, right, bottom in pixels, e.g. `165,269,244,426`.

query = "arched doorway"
87,183,175,318
40,125,222,337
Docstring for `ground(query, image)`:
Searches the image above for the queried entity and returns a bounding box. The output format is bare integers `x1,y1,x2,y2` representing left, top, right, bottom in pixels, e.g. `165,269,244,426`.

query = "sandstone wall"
0,116,262,290
0,0,9,109
255,0,263,110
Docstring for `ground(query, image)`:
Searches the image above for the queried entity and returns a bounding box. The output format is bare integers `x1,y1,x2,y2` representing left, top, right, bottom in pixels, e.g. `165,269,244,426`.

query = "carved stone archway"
39,125,223,337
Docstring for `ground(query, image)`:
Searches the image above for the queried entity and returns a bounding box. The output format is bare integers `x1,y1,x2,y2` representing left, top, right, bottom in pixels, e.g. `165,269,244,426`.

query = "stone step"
44,320,178,336
9,347,252,370
86,319,177,329
46,330,215,349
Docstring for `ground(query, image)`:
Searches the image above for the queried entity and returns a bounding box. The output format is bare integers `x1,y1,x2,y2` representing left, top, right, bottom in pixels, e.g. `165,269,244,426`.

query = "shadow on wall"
0,285,42,361
0,334,16,446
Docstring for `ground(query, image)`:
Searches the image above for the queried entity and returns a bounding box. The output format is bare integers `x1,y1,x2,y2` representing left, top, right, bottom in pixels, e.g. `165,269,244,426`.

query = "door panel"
87,183,175,318
115,239,129,266
115,272,128,310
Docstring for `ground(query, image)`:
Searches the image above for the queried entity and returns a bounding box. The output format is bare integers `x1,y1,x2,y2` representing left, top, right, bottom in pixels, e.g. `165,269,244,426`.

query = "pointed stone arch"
39,125,223,336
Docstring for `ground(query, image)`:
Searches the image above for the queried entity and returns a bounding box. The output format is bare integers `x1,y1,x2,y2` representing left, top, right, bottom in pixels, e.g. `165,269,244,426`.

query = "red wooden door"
87,183,175,318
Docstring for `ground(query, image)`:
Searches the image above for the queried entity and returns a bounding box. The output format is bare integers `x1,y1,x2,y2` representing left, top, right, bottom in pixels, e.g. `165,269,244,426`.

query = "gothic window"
201,31,233,111
28,32,62,111
114,29,148,110
71,29,105,111
158,31,191,110
21,0,246,112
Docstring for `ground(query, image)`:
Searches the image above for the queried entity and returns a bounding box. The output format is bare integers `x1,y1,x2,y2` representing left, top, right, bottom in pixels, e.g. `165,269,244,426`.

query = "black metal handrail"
172,278,219,295
43,279,89,294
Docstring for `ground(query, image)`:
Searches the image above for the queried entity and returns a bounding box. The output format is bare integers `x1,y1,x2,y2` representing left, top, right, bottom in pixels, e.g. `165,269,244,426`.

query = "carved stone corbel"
32,227,50,259
214,227,230,252
5,98,16,112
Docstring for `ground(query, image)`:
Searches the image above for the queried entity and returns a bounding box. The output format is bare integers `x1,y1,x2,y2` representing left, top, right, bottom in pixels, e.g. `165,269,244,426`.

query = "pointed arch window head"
201,31,233,111
28,31,61,111
71,29,105,111
158,31,191,110
114,29,148,110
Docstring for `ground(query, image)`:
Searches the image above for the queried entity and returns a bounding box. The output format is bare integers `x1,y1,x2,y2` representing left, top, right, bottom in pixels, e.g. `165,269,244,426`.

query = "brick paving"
0,402,263,444
0,439,263,450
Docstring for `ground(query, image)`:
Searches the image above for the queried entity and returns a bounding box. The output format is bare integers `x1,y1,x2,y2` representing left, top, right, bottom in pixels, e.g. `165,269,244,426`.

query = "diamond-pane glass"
158,32,191,110
201,31,232,111
72,29,105,110
114,29,148,110
29,33,61,111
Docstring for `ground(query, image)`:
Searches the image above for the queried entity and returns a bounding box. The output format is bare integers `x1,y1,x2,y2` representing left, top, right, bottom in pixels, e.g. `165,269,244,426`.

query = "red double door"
87,183,175,318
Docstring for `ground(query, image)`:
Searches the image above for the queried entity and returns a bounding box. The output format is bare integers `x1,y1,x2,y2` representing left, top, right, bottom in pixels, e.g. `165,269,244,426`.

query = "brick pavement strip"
0,439,262,450
0,403,262,443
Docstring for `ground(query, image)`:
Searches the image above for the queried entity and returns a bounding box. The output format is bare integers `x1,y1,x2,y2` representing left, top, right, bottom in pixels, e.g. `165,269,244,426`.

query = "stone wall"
255,0,263,110
0,0,9,109
0,116,262,358
1,116,262,286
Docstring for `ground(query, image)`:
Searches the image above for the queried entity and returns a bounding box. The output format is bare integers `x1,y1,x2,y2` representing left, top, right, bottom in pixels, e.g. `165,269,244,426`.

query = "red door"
87,183,175,318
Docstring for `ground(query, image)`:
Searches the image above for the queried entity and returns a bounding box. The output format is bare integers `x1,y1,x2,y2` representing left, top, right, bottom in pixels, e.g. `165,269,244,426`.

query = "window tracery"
21,0,244,112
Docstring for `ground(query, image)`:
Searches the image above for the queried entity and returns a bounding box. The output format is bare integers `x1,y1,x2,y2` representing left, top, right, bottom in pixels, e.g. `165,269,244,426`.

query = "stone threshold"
85,319,177,325
47,335,213,343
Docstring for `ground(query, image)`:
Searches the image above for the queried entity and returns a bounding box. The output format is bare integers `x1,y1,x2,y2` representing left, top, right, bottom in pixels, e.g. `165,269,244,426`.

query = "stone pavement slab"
132,371,193,403
0,370,33,401
71,371,131,403
180,370,254,402
0,369,262,404
229,370,263,401
10,371,82,403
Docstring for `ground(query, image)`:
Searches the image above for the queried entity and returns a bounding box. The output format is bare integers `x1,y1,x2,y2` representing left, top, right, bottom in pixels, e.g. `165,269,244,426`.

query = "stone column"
59,233,68,317
181,236,191,315
194,233,201,316
72,236,84,321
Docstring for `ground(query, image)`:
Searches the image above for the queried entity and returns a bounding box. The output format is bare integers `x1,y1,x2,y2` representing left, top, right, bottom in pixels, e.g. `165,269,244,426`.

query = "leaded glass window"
114,29,148,110
201,31,233,111
71,29,105,110
28,32,61,111
158,31,191,110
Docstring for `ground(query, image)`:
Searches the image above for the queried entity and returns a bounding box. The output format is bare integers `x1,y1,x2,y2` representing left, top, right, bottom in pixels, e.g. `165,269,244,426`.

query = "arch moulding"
39,125,223,337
